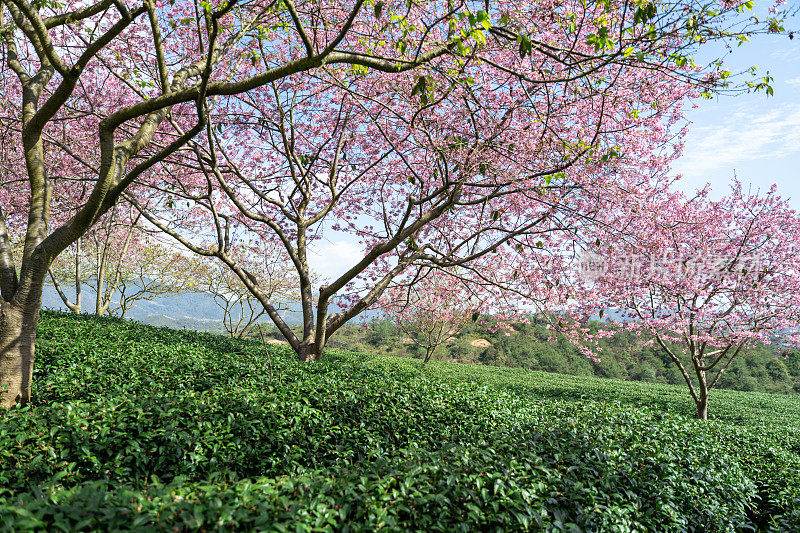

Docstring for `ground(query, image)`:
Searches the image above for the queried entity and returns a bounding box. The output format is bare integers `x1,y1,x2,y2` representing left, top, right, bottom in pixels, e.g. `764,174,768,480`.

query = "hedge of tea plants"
0,310,798,531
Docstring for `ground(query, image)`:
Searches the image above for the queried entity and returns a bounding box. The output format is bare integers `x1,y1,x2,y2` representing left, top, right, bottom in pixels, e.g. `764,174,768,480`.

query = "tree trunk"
298,341,321,363
95,251,108,316
0,300,40,409
692,354,709,420
74,239,82,312
696,393,708,420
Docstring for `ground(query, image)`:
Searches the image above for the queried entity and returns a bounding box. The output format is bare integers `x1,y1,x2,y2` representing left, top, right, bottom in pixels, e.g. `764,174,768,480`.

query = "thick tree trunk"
298,341,322,363
0,300,40,409
696,393,708,420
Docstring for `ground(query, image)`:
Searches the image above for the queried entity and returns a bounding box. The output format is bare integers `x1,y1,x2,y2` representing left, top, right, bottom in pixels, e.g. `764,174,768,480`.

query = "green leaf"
476,10,491,30
736,0,754,13
410,76,428,105
633,2,656,25
518,35,531,59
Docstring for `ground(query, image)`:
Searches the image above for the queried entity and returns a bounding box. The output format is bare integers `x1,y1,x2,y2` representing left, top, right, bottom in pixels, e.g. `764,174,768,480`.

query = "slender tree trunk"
695,369,709,420
49,269,81,313
0,299,40,409
95,246,108,315
73,238,82,312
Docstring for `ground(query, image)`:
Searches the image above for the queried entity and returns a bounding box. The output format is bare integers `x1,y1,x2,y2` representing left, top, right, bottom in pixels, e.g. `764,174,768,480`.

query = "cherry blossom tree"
0,0,786,406
378,268,481,364
568,183,800,419
109,241,203,319
196,243,299,338
0,0,548,407
48,203,142,315
127,0,776,362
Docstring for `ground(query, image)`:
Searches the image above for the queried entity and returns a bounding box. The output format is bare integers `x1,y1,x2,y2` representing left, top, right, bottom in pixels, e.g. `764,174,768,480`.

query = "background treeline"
310,317,800,395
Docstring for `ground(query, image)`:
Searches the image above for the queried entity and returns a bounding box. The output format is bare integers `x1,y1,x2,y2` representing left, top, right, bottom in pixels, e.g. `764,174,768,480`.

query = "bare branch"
43,0,114,28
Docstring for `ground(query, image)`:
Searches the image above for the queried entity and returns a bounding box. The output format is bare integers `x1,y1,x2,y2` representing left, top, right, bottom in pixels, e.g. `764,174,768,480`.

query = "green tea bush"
0,311,798,531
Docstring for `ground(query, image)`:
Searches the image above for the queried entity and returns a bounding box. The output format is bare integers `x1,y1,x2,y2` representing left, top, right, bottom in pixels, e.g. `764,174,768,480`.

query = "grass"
420,360,800,428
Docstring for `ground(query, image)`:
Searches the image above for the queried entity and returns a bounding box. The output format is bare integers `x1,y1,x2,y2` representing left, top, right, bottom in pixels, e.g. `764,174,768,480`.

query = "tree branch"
43,0,114,28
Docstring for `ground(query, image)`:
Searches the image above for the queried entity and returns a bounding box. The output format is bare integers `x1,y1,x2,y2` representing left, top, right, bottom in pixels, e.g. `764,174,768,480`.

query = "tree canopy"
0,0,788,406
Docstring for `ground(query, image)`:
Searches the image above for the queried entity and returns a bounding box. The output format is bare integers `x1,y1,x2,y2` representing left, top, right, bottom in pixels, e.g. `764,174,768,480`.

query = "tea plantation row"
0,311,799,531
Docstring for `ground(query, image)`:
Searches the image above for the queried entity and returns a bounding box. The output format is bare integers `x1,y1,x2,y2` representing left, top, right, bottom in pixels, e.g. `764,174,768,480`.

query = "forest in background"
311,318,800,395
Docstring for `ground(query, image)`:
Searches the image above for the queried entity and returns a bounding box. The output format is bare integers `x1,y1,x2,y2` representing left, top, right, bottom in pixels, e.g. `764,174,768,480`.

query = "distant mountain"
40,283,379,331
41,284,305,330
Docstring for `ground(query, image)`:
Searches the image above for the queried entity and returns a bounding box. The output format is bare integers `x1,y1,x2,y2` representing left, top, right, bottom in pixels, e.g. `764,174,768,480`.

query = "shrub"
0,311,797,531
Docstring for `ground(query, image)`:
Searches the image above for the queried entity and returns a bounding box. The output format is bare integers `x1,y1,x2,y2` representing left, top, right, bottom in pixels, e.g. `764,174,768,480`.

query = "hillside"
41,283,369,331
327,318,800,395
1,311,799,531
43,282,800,396
41,284,305,331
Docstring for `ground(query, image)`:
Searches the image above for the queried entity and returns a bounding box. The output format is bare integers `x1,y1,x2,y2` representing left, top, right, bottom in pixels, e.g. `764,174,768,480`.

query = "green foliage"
365,319,396,348
376,317,800,395
0,311,798,530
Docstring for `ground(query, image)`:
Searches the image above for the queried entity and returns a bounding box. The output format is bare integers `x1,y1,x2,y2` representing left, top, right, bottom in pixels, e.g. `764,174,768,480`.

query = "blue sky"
672,30,800,206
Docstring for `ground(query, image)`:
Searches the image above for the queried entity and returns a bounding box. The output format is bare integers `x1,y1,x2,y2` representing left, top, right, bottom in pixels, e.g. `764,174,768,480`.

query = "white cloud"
770,46,800,63
309,239,364,281
672,101,800,183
